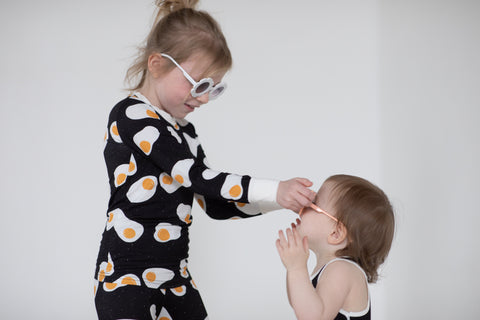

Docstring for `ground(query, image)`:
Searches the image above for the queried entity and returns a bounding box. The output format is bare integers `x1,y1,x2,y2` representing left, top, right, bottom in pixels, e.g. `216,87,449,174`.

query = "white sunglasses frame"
160,53,227,99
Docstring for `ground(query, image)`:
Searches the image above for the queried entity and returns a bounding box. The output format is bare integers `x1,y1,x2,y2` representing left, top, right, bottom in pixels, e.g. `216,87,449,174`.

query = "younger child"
276,174,395,320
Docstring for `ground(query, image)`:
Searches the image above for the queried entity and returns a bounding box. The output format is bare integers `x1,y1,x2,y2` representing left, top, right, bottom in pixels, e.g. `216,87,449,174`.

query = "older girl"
94,1,315,319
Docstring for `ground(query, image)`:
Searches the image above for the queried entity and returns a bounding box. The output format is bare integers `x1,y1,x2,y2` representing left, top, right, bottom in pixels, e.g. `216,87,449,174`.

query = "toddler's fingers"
275,239,283,253
278,230,287,246
302,236,309,252
286,228,296,246
292,226,302,243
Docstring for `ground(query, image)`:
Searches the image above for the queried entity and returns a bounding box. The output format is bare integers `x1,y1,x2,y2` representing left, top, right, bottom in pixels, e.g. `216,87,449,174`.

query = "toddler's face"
297,182,338,249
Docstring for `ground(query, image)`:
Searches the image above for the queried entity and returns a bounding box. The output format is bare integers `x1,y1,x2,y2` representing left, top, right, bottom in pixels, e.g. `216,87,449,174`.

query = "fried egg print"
194,194,206,211
167,126,181,143
97,252,115,282
157,307,173,320
159,172,181,194
171,159,194,187
113,154,137,188
176,203,192,224
126,103,159,120
183,132,200,157
103,274,141,292
103,130,108,149
106,208,123,231
235,202,261,216
133,126,159,155
171,285,187,296
113,163,129,187
128,154,137,176
221,174,244,200
154,223,181,243
127,175,158,203
93,279,99,297
109,209,144,242
110,121,122,143
190,279,198,290
180,259,189,278
202,168,220,180
142,268,175,289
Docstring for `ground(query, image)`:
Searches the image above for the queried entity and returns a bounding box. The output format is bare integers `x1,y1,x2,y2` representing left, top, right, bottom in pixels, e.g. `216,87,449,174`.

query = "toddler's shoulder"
323,259,365,283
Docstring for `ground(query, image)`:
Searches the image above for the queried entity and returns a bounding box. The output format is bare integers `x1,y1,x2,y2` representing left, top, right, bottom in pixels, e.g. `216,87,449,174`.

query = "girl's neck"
138,80,162,110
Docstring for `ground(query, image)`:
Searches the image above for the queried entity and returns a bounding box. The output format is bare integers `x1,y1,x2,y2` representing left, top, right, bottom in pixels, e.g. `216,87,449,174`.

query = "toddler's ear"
328,223,348,246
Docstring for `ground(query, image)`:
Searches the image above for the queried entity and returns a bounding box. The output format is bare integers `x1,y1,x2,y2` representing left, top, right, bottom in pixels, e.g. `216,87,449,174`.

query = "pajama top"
94,93,280,293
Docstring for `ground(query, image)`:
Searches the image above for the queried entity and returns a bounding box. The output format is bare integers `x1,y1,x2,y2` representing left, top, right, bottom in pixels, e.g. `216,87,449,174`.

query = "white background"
1,0,479,319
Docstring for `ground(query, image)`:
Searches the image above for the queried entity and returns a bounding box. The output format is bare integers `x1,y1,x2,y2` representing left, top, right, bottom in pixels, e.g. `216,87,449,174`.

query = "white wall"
0,0,477,319
379,0,480,318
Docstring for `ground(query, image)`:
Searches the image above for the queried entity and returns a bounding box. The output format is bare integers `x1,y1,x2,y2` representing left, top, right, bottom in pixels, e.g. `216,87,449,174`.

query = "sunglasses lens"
209,83,227,100
210,85,225,98
193,80,211,95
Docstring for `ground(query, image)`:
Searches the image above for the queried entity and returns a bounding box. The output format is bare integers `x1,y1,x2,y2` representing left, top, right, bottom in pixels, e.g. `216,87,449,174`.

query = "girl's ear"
328,223,348,246
147,53,164,78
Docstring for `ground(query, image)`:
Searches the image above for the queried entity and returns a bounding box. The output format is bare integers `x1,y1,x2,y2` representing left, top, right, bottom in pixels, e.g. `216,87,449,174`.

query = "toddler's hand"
276,224,309,271
277,178,316,213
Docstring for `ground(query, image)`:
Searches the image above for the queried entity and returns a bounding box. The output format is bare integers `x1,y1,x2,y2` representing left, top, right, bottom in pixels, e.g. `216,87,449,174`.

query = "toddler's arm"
276,226,351,320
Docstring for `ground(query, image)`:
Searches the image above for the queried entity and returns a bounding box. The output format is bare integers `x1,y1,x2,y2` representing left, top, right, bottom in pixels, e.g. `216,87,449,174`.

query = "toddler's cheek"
297,225,306,238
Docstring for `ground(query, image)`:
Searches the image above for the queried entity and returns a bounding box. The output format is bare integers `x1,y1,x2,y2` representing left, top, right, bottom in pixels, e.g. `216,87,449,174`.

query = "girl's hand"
276,223,309,271
277,178,316,213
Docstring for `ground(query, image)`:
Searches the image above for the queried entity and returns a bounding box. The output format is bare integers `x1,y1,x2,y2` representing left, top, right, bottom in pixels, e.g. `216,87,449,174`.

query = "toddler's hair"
126,0,232,90
324,174,395,283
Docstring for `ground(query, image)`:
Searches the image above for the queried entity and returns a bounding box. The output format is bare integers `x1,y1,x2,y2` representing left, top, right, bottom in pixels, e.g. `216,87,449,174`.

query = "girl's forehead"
186,53,228,80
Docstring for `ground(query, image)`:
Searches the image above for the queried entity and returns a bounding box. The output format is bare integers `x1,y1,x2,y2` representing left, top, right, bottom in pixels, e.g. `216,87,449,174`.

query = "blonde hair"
125,0,232,91
323,175,395,283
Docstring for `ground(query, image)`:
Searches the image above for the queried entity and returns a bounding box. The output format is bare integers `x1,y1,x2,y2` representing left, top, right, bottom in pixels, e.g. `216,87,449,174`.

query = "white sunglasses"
161,53,227,100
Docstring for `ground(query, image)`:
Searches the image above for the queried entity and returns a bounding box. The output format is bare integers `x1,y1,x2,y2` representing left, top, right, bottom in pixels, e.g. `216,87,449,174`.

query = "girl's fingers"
297,185,316,203
296,190,315,208
295,177,313,188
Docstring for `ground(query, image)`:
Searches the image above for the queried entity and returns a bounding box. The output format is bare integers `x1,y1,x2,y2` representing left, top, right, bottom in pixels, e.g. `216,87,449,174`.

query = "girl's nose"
196,92,210,104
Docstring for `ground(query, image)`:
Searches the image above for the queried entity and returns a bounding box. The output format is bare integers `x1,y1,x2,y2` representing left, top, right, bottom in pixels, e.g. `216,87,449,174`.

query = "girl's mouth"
185,103,195,112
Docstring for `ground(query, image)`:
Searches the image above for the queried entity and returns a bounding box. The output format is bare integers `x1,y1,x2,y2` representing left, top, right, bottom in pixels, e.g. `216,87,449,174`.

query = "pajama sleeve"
193,137,283,220
113,101,280,207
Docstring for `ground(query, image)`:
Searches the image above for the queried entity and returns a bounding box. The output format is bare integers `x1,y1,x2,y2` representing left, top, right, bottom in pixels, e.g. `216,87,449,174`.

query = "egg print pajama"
94,93,280,320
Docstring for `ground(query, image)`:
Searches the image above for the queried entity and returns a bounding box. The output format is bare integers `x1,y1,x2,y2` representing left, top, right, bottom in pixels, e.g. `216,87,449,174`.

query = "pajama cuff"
248,178,283,212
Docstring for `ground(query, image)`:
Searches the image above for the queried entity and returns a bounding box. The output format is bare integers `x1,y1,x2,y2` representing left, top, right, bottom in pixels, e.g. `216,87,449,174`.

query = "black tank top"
311,258,371,320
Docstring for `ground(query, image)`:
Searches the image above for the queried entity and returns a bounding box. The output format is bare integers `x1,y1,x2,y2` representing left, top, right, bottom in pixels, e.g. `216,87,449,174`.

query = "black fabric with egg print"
94,93,264,306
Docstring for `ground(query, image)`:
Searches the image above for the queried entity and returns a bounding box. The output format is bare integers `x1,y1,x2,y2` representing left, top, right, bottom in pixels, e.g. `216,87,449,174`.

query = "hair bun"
155,0,199,14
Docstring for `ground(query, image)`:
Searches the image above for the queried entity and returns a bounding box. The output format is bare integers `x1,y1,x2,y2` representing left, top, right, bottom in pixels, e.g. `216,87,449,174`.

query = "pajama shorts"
94,274,208,320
